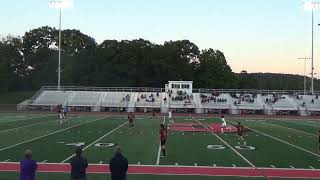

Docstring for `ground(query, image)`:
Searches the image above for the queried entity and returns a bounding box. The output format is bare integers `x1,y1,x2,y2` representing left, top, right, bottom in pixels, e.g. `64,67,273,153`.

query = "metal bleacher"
101,92,131,107
68,91,103,106
32,91,72,106
21,86,320,115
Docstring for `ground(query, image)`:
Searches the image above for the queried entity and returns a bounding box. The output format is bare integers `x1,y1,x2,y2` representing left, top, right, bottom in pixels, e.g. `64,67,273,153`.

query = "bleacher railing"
40,86,320,95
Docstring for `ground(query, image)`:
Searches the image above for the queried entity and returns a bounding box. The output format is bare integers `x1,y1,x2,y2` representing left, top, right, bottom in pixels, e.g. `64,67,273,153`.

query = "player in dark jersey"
152,110,156,119
236,122,246,146
128,112,135,127
160,124,167,157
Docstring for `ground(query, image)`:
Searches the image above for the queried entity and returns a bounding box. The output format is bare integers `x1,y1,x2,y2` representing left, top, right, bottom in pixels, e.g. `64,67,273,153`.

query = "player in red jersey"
236,122,246,146
128,112,135,127
159,124,167,157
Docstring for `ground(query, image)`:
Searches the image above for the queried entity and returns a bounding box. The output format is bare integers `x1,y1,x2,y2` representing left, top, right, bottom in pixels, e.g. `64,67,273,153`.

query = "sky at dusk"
1,0,320,77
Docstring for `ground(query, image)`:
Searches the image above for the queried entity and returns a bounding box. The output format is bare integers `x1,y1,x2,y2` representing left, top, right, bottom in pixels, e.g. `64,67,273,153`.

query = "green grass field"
0,113,320,179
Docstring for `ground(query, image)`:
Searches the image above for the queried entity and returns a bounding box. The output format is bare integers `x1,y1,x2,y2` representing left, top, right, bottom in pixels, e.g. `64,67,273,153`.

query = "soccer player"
62,105,68,124
128,112,135,127
236,122,246,146
159,124,167,157
220,115,227,133
168,110,172,119
152,110,156,119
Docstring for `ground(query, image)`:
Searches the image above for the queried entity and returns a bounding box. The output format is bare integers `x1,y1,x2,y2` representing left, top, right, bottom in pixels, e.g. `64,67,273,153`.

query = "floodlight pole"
298,57,311,95
311,7,314,95
58,8,62,91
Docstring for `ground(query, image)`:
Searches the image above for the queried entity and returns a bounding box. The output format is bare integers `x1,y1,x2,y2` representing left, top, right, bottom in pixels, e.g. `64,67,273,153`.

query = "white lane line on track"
60,121,128,163
192,117,255,168
156,116,166,165
0,117,105,152
228,120,320,158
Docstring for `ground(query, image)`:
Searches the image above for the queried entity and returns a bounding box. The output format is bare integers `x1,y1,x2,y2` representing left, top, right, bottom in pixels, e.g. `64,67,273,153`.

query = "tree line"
0,26,318,92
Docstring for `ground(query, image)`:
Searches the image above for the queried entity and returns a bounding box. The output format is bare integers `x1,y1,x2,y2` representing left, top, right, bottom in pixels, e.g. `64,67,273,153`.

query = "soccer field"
0,113,320,179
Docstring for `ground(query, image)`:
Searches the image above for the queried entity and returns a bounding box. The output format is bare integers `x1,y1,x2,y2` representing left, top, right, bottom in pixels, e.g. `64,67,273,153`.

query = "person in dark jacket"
70,148,88,180
20,150,37,180
109,146,128,180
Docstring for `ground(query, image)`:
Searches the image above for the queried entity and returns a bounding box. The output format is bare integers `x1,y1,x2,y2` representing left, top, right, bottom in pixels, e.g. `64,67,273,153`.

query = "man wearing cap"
20,150,38,180
109,146,128,180
70,148,88,180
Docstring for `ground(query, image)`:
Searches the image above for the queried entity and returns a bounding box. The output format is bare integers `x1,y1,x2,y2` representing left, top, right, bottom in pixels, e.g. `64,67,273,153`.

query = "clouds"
49,0,74,10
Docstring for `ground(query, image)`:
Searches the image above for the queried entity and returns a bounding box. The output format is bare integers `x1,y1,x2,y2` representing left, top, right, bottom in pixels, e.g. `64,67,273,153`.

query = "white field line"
0,115,53,124
156,116,166,165
0,119,58,133
0,117,105,152
60,121,128,163
228,120,320,158
281,120,320,129
261,121,317,137
192,117,255,167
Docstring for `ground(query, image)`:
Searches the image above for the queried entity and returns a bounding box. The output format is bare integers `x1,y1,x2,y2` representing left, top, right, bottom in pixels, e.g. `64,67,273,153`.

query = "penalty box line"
0,117,106,152
60,121,128,163
190,117,255,168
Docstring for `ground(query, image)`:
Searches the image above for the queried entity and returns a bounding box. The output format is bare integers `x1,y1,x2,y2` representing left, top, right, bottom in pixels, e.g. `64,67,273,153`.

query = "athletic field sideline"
0,113,320,179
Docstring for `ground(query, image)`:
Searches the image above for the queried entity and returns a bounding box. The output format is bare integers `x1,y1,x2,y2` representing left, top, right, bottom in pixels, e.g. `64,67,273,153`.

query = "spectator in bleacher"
109,146,128,180
20,150,37,180
70,148,88,180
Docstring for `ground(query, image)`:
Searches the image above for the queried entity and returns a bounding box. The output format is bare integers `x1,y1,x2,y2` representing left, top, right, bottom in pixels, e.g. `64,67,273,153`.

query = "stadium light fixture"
49,0,73,90
304,1,320,95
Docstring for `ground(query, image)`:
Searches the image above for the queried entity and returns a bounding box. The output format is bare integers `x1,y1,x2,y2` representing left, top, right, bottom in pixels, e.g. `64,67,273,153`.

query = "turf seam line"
261,121,317,137
229,120,320,158
0,117,105,152
0,115,53,124
192,117,256,168
156,116,165,165
60,121,128,163
0,118,60,133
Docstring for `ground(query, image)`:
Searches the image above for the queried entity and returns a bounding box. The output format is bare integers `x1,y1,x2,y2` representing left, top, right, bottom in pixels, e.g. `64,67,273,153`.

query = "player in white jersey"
220,115,227,133
168,110,172,119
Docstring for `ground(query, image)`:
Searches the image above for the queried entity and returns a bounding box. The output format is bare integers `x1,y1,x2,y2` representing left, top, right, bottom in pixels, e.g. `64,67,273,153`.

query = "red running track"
1,163,320,179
